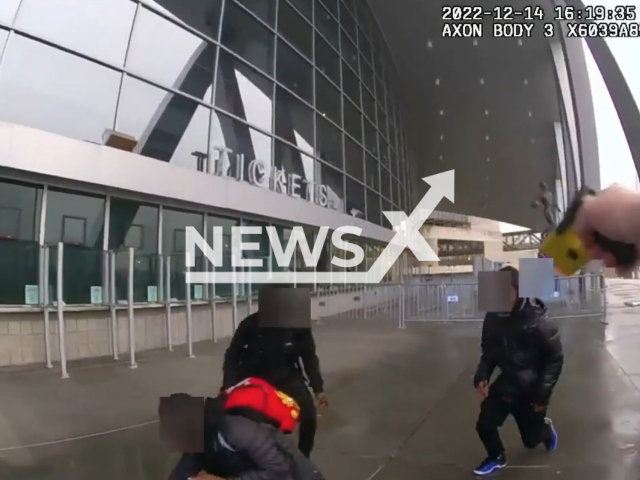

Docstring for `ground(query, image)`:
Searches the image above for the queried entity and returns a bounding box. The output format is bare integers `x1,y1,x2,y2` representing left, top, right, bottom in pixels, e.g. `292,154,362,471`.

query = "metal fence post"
42,246,52,369
56,243,69,379
211,268,217,343
232,254,238,331
127,247,137,369
247,266,252,316
109,251,118,360
165,255,173,351
185,265,195,359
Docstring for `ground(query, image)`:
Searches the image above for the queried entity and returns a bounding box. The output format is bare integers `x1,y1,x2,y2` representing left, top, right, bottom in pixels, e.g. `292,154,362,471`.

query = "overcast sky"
501,2,639,232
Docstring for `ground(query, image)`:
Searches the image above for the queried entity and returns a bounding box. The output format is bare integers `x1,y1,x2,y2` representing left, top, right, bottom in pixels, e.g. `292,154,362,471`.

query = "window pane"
294,226,316,276
148,0,221,40
287,0,312,21
274,140,318,200
315,1,339,49
240,219,270,295
127,8,215,102
316,114,343,170
0,35,120,144
375,76,385,106
15,0,136,66
45,189,106,305
319,0,338,17
0,0,20,24
315,33,340,86
108,198,158,254
390,148,399,177
343,98,362,143
358,27,373,66
221,1,274,76
365,152,379,190
379,137,389,168
381,166,391,200
215,50,274,133
278,0,312,59
271,225,293,273
276,40,313,103
356,2,373,36
340,30,358,73
341,4,357,41
275,87,314,153
163,208,203,301
116,76,210,171
381,199,392,227
344,134,363,181
361,85,376,124
378,104,387,139
206,214,237,299
342,61,360,107
366,189,380,225
345,177,365,219
317,162,345,212
210,110,273,181
236,0,276,27
364,119,378,156
360,56,374,95
0,179,42,305
316,71,341,127
342,0,356,15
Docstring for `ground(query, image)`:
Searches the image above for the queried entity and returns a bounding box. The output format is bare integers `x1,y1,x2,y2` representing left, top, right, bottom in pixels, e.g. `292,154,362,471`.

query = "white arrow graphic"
366,170,455,283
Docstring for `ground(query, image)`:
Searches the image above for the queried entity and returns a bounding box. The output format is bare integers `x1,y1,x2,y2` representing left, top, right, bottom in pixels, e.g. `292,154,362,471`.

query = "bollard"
231,254,237,331
127,247,137,369
56,243,69,379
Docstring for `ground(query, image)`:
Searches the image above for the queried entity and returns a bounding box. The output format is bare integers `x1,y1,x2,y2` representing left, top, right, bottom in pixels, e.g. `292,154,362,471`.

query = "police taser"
540,187,638,276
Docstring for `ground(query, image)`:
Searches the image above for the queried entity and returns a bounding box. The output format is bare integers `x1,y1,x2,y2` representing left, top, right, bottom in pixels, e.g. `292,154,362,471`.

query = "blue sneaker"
473,454,507,476
544,417,558,451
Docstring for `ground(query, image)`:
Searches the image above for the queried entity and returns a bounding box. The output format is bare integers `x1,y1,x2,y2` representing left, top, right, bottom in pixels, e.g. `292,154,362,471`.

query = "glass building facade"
0,0,413,305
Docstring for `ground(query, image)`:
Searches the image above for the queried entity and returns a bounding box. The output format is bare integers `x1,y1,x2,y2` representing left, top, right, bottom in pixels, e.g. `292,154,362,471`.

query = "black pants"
476,390,553,458
276,377,317,458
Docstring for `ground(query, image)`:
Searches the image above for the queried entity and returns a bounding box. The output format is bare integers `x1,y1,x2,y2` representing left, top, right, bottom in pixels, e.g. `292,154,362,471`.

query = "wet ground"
1,286,640,479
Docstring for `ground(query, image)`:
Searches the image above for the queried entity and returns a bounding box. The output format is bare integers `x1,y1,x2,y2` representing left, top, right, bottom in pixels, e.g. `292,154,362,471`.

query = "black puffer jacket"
168,398,324,480
473,299,564,405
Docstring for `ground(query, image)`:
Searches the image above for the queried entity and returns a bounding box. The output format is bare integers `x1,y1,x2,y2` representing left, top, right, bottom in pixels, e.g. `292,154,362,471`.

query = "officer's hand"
573,185,640,272
316,392,329,407
476,381,489,401
189,471,224,480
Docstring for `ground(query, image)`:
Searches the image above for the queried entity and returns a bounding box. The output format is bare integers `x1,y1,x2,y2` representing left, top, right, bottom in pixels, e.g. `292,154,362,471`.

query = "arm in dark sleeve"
298,330,324,394
222,317,252,389
227,423,292,480
473,315,497,388
535,317,564,405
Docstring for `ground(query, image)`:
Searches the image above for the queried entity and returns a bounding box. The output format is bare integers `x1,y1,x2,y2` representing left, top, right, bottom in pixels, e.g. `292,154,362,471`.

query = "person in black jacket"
472,265,563,476
222,298,327,458
162,378,325,480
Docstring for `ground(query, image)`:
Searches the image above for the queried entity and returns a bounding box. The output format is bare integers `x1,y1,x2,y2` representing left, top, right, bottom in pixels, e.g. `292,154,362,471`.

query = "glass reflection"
315,72,342,127
15,0,136,66
345,177,365,219
0,35,120,144
236,0,276,27
364,119,378,156
116,76,210,171
379,138,389,167
340,30,359,73
319,0,338,17
381,166,391,200
276,40,313,104
365,152,379,191
275,87,314,154
151,0,222,41
343,98,362,143
358,27,373,66
278,0,312,59
315,33,340,86
361,82,376,123
366,188,380,225
221,0,275,76
287,0,312,21
207,214,237,299
274,141,317,195
127,7,215,103
316,114,343,170
340,3,357,42
315,1,339,49
342,62,360,107
215,50,273,133
344,134,364,181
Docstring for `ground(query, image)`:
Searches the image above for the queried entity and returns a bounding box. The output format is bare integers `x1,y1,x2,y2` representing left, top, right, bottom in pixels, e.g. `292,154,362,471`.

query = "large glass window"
315,72,342,127
316,114,343,170
345,178,365,219
344,134,364,181
116,76,210,171
45,189,106,305
319,0,338,17
0,35,120,144
365,152,379,191
358,27,373,66
366,189,380,225
276,40,313,104
342,62,360,107
207,214,237,299
314,1,339,49
0,179,42,305
215,50,274,134
151,0,221,40
236,0,276,27
340,30,358,73
108,198,159,303
294,226,316,280
364,119,378,156
381,167,391,200
210,110,273,181
275,87,314,153
378,104,388,139
239,219,270,296
221,0,275,76
315,33,340,86
15,0,136,66
379,138,390,168
340,3,357,42
278,0,312,59
162,208,203,301
317,163,345,212
274,140,317,197
361,81,376,123
127,7,216,103
271,225,293,273
343,98,362,143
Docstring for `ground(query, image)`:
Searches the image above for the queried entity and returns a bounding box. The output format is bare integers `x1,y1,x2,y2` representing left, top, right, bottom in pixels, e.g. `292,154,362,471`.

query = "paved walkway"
1,285,640,479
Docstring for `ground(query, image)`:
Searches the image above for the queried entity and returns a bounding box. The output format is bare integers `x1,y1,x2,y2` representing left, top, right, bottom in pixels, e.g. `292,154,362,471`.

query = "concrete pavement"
0,287,640,479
